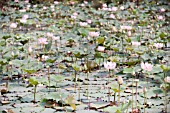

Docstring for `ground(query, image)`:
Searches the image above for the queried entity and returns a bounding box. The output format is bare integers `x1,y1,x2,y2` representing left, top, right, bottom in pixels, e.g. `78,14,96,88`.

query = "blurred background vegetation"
0,0,169,11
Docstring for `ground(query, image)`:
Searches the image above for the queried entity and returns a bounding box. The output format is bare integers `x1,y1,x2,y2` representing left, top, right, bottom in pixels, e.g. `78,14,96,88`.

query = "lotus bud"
164,76,170,84
9,61,12,65
97,46,105,52
117,76,123,85
132,71,136,76
127,31,132,36
28,46,32,53
10,23,17,29
11,51,14,56
143,87,147,93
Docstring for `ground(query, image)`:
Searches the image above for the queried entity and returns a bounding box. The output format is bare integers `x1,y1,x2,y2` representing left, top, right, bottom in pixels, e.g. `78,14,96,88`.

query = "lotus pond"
0,0,170,113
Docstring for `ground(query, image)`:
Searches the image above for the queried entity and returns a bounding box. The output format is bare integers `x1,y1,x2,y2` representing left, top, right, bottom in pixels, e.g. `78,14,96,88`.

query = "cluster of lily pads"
0,0,170,113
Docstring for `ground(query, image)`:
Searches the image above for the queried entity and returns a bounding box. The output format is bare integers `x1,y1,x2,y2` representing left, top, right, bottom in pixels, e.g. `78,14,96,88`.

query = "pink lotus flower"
102,4,107,8
102,7,108,11
117,76,123,85
19,9,26,12
154,43,163,48
86,19,92,24
43,6,47,10
89,32,100,37
84,1,88,4
132,41,141,46
112,26,117,32
10,23,17,29
47,32,54,37
25,0,29,3
38,38,48,45
111,6,118,11
127,31,132,36
143,87,147,93
71,12,78,19
160,8,165,12
20,18,27,23
73,12,78,16
71,15,77,19
97,46,105,52
109,14,115,19
121,26,132,31
52,36,60,41
70,1,75,5
141,62,153,72
23,14,29,19
81,3,85,7
14,0,19,2
42,55,49,61
104,61,116,70
28,46,32,53
158,15,163,20
54,1,59,4
50,5,54,9
120,6,124,10
79,22,88,26
164,76,170,83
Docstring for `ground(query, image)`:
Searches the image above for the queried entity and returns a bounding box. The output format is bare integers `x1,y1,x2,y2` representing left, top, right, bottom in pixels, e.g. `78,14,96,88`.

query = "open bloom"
10,23,17,29
111,6,118,11
117,76,123,85
104,61,116,70
79,22,88,27
127,31,132,36
14,0,19,2
102,4,107,8
109,14,115,19
23,14,29,19
19,9,26,12
89,32,100,37
52,36,60,41
160,8,165,12
97,46,105,52
47,32,54,37
121,26,132,31
141,62,153,71
154,43,163,48
157,15,163,20
38,38,48,45
87,19,92,24
132,41,141,46
20,18,27,23
71,12,78,19
164,76,170,84
120,6,124,10
42,55,49,61
84,1,88,4
54,1,59,4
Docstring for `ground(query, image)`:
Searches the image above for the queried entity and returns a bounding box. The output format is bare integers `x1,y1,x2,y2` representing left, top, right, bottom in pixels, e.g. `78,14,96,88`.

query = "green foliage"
29,78,39,86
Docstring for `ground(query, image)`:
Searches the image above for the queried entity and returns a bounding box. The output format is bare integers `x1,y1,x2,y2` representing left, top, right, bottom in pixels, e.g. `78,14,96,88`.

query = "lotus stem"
132,77,134,112
135,81,138,108
114,92,116,103
108,69,111,102
74,71,77,93
164,72,167,113
143,88,147,113
118,84,120,105
78,82,80,101
48,67,50,91
34,85,37,102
